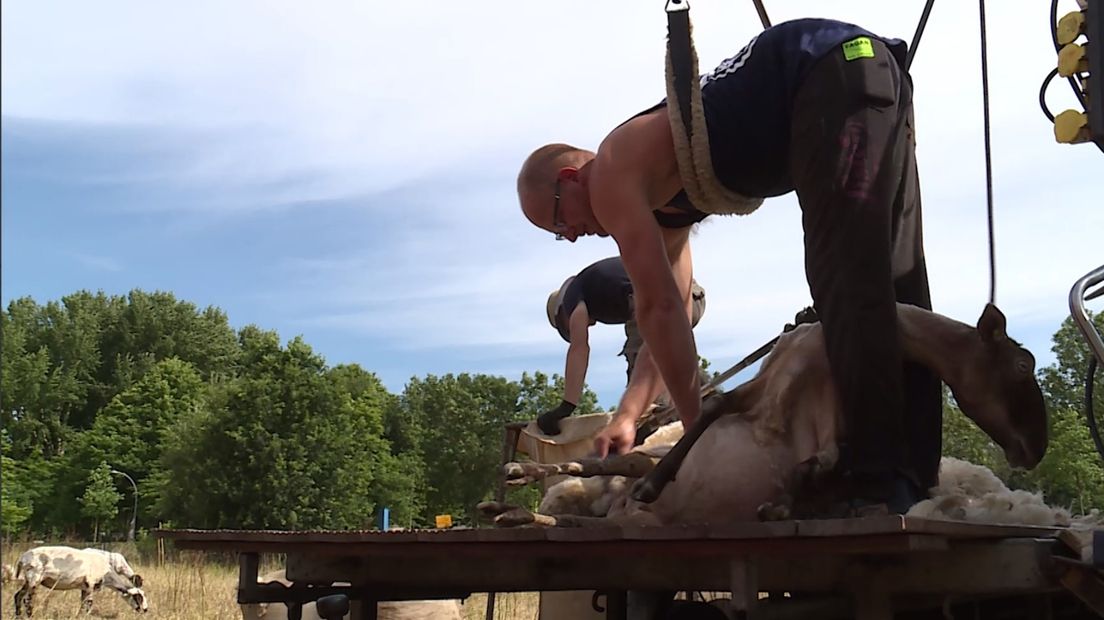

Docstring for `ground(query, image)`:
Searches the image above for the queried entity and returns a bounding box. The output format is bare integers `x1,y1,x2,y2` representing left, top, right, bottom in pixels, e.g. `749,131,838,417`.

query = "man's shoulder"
594,109,682,210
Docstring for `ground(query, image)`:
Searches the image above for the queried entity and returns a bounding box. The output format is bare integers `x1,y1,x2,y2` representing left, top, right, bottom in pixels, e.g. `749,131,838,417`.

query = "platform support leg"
238,553,260,599
730,558,759,619
853,589,892,620
350,598,378,620
606,590,628,620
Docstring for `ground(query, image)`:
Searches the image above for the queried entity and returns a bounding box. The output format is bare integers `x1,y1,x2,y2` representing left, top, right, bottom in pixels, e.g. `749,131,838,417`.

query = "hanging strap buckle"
665,0,689,14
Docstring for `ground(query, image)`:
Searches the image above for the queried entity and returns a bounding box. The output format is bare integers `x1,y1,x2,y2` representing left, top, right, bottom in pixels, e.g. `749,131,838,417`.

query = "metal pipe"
1069,264,1104,366
110,468,138,542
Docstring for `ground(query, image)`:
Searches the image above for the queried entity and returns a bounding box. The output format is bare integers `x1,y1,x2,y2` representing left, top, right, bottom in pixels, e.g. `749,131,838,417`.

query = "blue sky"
2,0,1100,410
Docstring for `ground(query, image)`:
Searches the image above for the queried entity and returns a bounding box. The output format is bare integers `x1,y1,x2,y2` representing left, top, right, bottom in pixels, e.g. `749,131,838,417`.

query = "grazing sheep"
13,545,149,617
240,569,461,620
82,548,142,586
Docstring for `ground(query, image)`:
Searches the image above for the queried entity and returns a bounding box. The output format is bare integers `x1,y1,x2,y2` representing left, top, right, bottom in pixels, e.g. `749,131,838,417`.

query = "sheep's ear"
977,303,1008,344
132,574,143,588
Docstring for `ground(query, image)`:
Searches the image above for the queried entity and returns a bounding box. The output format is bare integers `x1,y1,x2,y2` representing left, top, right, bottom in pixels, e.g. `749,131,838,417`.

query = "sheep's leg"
631,387,754,503
22,585,35,618
477,501,657,528
504,452,657,486
14,584,28,618
79,582,94,615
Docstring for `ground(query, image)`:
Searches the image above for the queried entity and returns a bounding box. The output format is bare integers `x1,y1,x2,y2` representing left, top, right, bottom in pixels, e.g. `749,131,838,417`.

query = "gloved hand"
536,400,577,435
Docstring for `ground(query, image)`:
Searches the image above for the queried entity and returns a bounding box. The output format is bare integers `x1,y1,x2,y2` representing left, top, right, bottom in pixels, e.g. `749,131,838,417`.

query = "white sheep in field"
13,546,149,617
81,548,141,584
240,569,461,620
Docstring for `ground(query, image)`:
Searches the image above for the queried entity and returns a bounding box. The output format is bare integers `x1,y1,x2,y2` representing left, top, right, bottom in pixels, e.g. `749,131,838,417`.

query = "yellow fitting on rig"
1058,43,1089,76
1055,109,1091,143
1058,11,1087,45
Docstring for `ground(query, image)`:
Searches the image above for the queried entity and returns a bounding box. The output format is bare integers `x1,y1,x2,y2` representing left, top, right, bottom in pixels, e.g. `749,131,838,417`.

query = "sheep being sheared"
481,304,1048,527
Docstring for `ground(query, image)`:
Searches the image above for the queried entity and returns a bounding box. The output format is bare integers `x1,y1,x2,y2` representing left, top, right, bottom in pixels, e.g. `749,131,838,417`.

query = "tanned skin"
520,109,700,457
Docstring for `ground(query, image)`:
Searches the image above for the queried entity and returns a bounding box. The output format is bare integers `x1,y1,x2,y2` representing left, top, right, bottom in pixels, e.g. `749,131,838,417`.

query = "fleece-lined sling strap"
664,0,764,216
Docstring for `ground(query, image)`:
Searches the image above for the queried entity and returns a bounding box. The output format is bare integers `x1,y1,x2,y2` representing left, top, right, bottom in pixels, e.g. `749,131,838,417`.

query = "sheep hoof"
630,476,662,504
476,501,517,520
494,508,537,527
756,501,791,522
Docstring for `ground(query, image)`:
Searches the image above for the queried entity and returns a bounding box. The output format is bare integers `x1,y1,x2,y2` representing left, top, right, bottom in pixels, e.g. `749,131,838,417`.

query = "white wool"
927,456,1008,497
634,421,685,458
906,457,1101,529
540,476,631,517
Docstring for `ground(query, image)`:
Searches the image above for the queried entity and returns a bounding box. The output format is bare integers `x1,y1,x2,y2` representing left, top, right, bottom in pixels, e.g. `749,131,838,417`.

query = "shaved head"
517,143,594,226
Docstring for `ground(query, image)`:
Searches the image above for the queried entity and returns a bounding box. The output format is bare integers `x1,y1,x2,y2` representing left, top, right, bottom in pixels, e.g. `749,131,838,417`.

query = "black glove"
537,400,577,436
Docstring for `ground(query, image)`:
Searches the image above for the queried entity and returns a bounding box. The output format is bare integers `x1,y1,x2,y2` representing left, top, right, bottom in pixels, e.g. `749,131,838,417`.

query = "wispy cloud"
3,0,1099,407
72,252,123,273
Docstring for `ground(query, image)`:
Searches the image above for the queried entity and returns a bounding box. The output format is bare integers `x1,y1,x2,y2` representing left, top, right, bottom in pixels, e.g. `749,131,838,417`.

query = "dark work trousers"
789,39,943,493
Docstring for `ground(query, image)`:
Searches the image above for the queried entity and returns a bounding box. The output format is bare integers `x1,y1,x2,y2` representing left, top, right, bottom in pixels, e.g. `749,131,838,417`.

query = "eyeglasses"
552,179,567,241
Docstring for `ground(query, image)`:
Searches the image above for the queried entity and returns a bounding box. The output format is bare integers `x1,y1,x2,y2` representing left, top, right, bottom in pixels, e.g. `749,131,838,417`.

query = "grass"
1,542,540,619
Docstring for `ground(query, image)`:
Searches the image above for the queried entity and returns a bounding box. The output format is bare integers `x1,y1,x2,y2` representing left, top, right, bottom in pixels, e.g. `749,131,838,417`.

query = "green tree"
328,363,423,526
1,454,33,537
399,374,528,524
1010,407,1104,512
1,298,91,458
80,462,121,542
155,329,407,530
516,371,599,417
54,358,209,533
1035,310,1104,512
941,398,1003,474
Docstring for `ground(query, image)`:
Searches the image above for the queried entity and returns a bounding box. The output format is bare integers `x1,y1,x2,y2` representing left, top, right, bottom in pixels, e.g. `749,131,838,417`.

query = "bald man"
539,257,706,435
516,18,940,514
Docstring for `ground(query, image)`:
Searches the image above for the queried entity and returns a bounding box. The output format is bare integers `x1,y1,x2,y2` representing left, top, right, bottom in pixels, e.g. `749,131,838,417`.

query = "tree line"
1,289,1101,539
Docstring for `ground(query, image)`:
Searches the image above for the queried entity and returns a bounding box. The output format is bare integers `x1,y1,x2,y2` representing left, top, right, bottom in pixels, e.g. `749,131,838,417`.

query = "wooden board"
157,515,1060,549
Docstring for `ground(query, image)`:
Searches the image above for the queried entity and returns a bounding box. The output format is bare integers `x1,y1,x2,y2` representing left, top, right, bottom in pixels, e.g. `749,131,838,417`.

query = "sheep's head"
950,304,1048,468
123,585,149,613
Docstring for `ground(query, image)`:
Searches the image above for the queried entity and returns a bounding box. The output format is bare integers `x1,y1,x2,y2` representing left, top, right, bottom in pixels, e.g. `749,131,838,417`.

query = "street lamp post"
110,469,138,542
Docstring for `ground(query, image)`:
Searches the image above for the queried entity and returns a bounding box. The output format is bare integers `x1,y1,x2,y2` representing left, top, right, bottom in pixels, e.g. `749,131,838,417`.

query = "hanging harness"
663,0,763,217
662,0,937,218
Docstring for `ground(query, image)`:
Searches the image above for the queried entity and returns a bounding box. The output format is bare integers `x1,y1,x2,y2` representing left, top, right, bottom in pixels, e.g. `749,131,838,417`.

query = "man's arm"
589,121,701,456
617,226,696,425
562,303,591,406
538,303,592,436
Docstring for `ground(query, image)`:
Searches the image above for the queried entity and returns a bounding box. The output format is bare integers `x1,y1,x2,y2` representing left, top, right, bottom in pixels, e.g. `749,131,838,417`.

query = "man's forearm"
563,341,589,405
617,344,665,422
636,300,700,426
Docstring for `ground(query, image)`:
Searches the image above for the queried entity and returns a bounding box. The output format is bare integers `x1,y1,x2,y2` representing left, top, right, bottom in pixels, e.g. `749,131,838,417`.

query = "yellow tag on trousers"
842,36,875,61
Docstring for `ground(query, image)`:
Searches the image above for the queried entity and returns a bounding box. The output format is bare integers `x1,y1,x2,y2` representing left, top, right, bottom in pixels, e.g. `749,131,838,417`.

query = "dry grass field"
1,542,539,620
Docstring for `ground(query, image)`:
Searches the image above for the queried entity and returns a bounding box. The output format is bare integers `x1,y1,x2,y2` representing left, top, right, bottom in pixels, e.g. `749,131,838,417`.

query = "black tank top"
650,18,908,228
555,257,634,342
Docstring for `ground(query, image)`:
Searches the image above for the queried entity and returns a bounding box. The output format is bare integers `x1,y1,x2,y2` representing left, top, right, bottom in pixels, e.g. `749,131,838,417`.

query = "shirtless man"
517,18,940,511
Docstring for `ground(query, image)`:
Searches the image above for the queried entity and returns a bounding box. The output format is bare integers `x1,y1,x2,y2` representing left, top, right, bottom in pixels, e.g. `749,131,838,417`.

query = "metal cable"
750,0,771,29
1039,67,1059,122
979,0,997,306
906,0,936,71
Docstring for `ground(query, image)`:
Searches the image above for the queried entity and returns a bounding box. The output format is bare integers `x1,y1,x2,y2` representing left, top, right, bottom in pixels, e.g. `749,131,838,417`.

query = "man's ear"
557,167,579,182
